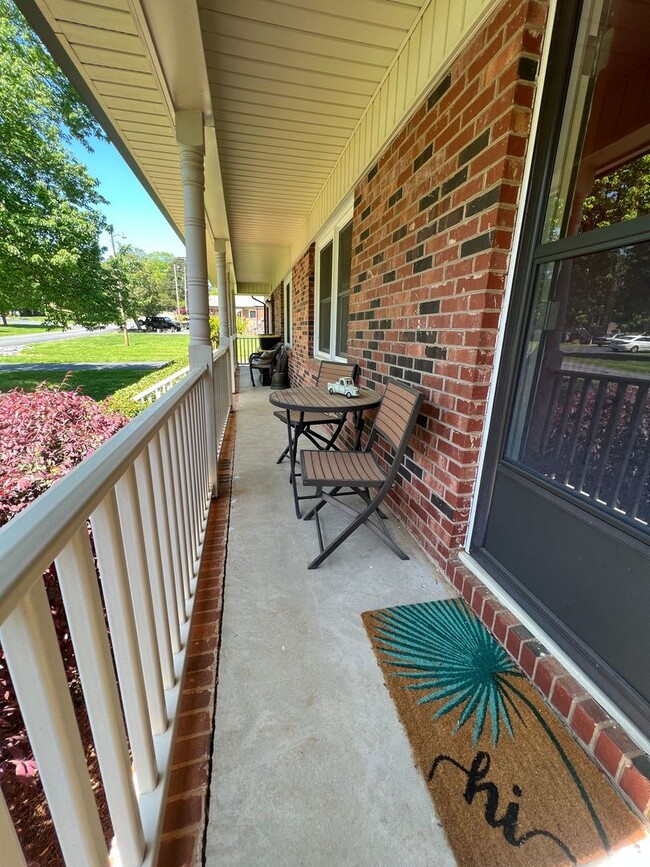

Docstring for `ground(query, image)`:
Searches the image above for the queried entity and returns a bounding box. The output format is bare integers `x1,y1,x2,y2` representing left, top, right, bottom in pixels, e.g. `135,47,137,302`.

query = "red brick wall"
288,244,317,385
269,281,283,337
342,0,547,575
285,0,547,573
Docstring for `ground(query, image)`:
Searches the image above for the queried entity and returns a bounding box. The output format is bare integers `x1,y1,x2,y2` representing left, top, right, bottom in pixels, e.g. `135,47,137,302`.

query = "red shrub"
0,383,127,527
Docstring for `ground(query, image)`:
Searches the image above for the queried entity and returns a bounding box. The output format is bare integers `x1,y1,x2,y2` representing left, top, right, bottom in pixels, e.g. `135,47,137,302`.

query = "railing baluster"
611,384,650,512
173,411,194,596
115,466,168,734
0,788,28,865
149,435,182,651
55,527,145,867
91,491,158,794
167,418,192,599
159,422,187,624
593,382,627,502
191,385,208,529
577,379,608,494
180,394,199,558
0,579,107,865
134,449,175,690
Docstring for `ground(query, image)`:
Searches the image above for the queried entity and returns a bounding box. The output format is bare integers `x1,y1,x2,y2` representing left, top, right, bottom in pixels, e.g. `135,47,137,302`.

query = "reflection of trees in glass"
565,156,650,335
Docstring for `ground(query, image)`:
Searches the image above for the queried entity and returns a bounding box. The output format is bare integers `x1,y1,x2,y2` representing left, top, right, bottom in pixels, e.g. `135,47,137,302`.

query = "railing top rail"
134,365,190,402
0,365,207,626
212,345,230,363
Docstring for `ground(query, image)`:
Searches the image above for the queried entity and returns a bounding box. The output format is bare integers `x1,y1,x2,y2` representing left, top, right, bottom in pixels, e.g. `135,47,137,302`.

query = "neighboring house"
8,0,650,852
208,294,267,334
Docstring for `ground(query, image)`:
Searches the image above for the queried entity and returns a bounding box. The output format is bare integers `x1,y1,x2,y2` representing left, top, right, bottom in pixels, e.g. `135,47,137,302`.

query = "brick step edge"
450,558,650,821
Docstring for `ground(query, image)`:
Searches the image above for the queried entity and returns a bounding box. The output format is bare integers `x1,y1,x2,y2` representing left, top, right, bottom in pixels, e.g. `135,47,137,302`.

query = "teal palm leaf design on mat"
370,599,610,852
372,598,524,746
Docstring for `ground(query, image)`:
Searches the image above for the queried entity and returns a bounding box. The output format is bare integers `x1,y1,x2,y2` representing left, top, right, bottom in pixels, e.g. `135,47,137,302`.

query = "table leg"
354,410,366,450
288,410,305,518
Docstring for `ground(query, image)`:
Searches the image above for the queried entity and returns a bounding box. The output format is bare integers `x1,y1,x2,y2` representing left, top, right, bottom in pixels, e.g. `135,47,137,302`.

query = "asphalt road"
0,326,118,349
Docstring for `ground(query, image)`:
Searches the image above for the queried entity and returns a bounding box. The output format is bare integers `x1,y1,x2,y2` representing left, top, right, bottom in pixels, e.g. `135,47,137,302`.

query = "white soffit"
198,0,430,282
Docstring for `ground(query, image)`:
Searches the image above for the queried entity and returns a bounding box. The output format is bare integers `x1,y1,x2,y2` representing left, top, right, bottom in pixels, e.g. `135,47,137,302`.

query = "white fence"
133,365,190,405
0,349,232,866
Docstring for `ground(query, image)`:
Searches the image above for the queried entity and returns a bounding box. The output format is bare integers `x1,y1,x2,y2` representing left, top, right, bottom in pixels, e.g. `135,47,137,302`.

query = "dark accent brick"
413,255,433,274
406,244,424,263
417,223,437,243
368,340,378,350
399,331,416,342
370,298,381,309
427,73,452,110
361,205,371,220
379,319,391,329
388,187,403,208
417,330,438,344
389,365,403,378
353,284,361,294
369,320,380,330
425,345,447,360
367,163,378,182
355,243,364,255
419,188,440,211
518,56,538,82
430,492,454,520
419,300,440,315
442,166,468,196
355,330,363,339
413,143,433,173
438,207,463,231
416,413,428,428
459,129,490,167
374,331,385,341
354,194,362,208
358,271,368,282
404,369,422,384
405,459,423,479
362,349,372,359
392,225,408,243
466,185,501,217
383,270,396,284
397,354,413,368
460,232,492,257
414,358,434,373
384,353,397,365
367,360,377,371
360,228,370,241
373,252,384,265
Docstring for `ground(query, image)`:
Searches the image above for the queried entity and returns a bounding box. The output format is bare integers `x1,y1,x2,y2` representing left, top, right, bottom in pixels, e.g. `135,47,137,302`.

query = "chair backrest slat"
316,361,358,386
373,381,423,453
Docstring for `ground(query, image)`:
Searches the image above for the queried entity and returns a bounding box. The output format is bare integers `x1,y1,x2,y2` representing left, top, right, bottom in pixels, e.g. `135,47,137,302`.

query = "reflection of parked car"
139,315,181,332
609,333,650,352
328,376,359,398
593,331,620,346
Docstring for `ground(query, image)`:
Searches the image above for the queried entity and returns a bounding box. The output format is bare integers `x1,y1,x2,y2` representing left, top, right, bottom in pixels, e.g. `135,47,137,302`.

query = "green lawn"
0,368,153,401
1,332,189,364
0,322,49,336
565,355,650,375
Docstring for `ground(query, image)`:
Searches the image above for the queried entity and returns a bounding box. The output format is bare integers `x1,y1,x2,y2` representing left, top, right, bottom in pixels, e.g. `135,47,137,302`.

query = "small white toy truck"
327,376,360,398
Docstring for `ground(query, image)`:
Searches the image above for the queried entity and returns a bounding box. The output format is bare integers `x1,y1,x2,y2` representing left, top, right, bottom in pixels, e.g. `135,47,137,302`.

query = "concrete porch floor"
205,379,457,865
202,376,649,867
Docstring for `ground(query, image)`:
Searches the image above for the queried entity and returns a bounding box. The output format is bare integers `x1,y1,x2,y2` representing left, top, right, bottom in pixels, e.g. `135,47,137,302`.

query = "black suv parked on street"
139,315,182,332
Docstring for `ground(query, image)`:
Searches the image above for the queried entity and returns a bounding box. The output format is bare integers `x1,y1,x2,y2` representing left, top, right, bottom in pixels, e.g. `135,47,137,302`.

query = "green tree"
0,0,119,327
106,245,177,325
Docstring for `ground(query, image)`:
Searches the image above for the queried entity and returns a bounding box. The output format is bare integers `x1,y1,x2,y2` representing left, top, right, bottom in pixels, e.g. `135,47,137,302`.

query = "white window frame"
283,272,292,346
314,198,354,361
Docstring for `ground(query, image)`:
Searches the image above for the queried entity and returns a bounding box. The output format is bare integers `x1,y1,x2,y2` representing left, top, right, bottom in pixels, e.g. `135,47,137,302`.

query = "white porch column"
215,238,230,347
176,110,218,495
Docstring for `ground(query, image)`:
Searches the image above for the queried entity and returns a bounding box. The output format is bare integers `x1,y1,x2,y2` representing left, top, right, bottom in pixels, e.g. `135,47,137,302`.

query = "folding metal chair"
300,379,424,569
273,361,359,463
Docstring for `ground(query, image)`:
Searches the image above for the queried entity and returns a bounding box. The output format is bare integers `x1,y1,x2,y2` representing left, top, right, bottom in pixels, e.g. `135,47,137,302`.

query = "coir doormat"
362,599,644,866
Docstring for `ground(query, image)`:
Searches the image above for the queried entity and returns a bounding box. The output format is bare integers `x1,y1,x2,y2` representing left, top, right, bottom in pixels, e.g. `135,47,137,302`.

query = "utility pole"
108,227,129,347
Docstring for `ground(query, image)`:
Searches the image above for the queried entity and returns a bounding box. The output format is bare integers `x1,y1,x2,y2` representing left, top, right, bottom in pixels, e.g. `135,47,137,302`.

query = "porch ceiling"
197,0,428,281
18,0,431,284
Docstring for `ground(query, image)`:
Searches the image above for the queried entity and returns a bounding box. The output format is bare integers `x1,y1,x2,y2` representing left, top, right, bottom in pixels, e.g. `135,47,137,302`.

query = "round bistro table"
269,385,382,517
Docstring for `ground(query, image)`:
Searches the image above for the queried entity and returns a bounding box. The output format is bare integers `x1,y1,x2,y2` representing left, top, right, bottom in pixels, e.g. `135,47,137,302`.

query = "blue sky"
69,136,186,258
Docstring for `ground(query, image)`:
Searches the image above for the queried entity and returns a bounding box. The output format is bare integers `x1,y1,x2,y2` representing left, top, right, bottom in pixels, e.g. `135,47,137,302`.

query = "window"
504,0,650,532
248,309,257,319
315,206,353,359
284,276,292,346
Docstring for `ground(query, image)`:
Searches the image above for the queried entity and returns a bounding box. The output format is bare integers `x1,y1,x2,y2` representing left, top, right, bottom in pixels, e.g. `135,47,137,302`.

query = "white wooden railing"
133,365,190,405
0,349,232,866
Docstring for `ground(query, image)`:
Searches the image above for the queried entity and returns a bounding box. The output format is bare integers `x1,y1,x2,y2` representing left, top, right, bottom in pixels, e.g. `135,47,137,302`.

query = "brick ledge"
450,557,650,820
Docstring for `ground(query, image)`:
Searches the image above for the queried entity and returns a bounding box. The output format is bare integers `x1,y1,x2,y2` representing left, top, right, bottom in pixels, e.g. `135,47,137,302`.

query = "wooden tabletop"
269,385,382,413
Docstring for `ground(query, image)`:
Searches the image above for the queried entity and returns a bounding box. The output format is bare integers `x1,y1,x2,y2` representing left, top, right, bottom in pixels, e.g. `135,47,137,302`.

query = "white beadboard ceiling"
17,0,490,285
